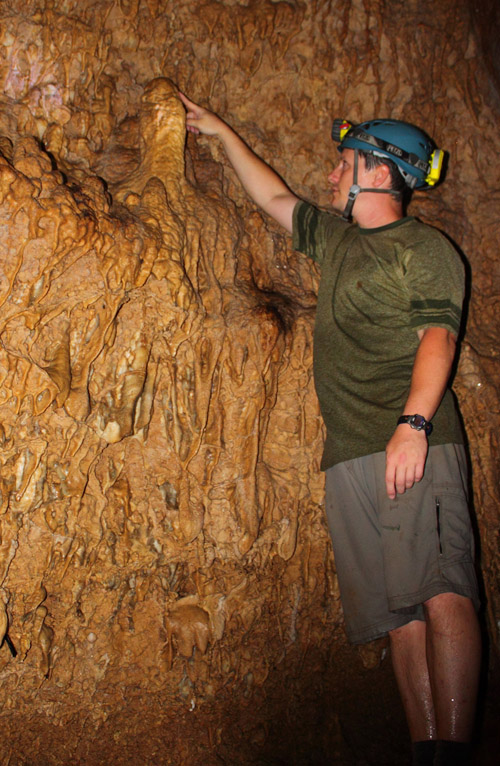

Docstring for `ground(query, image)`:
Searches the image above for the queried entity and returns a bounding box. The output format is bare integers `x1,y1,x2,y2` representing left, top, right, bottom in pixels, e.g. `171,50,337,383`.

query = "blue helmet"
332,118,444,190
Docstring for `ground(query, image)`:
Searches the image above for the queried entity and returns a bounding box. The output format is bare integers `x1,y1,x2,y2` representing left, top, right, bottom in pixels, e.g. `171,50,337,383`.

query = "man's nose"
328,166,340,183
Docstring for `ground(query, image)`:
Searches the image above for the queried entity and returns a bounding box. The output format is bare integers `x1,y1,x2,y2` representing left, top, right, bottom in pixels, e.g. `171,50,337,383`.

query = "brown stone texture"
0,1,498,764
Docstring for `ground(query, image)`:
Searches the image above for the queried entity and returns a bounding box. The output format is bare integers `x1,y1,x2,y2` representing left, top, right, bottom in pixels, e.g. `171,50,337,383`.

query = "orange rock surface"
0,1,498,763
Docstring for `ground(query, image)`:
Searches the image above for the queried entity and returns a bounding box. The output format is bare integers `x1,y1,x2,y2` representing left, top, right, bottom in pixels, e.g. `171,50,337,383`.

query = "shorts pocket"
434,486,474,568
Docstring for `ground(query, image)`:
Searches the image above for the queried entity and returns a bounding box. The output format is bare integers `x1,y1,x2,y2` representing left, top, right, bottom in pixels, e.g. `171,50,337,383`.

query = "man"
178,92,481,766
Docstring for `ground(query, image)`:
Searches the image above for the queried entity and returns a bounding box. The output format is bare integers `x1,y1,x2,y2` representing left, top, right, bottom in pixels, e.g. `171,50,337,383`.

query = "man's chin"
330,197,344,214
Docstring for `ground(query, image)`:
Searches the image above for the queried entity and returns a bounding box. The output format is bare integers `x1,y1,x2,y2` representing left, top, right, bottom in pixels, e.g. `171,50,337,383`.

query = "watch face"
411,415,425,429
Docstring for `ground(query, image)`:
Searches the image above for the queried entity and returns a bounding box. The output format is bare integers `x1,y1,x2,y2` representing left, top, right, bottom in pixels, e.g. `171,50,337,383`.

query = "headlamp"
331,118,353,143
425,149,444,186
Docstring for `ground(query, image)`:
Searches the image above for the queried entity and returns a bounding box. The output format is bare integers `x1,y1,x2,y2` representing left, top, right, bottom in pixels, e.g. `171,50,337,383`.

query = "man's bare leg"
390,594,481,764
423,593,481,742
390,619,436,742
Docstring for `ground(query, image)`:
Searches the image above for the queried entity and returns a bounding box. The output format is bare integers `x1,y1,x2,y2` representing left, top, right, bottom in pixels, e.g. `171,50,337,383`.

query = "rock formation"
0,1,498,763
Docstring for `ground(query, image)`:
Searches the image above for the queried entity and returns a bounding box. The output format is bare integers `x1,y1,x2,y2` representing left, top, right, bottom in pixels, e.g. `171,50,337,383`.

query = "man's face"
328,148,357,213
328,148,378,214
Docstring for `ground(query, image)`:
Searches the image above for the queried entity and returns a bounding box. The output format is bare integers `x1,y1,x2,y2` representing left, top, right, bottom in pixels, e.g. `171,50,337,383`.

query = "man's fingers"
414,461,425,483
386,457,410,498
178,91,193,108
404,460,424,491
178,92,204,123
390,460,424,498
385,462,397,499
386,459,422,498
395,465,409,496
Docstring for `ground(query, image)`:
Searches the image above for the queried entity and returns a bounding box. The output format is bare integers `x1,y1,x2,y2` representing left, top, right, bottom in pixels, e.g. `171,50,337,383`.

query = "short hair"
359,150,410,205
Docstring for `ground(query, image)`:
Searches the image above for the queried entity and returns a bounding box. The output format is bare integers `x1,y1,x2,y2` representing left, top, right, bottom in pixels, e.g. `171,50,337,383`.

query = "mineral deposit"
0,1,498,764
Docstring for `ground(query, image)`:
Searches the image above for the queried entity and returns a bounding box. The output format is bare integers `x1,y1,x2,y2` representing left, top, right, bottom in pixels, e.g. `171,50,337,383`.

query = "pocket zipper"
436,498,443,554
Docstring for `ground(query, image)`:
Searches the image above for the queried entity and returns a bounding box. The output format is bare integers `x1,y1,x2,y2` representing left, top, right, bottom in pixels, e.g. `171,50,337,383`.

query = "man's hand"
178,90,298,233
178,92,223,136
385,425,428,500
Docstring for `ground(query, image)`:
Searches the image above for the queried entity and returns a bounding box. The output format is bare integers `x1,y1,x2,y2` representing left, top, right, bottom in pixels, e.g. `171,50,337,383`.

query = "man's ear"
372,163,392,188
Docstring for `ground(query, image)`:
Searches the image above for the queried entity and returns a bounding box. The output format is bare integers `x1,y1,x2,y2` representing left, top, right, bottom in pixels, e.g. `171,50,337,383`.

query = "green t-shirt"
292,201,465,470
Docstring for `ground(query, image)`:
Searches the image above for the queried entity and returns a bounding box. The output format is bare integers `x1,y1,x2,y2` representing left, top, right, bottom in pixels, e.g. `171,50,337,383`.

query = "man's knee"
423,593,479,637
423,592,476,618
389,618,425,643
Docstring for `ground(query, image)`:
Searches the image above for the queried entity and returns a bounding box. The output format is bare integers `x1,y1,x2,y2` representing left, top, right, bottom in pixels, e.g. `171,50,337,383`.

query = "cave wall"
0,1,499,763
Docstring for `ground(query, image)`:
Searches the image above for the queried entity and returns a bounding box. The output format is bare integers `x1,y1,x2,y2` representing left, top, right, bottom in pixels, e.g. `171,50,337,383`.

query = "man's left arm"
385,326,457,500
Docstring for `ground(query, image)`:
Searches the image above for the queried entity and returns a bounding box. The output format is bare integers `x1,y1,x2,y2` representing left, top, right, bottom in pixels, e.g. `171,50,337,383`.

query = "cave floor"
3,641,499,765
240,642,500,766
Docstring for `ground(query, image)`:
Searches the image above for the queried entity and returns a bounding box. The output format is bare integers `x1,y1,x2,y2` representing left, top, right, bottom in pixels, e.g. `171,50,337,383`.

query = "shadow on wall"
468,0,500,104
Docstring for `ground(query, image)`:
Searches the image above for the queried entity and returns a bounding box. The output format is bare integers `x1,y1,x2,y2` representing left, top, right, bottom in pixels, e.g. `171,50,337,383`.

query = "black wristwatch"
397,414,433,436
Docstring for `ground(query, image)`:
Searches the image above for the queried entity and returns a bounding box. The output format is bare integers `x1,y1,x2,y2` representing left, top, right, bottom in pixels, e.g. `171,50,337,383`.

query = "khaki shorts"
324,443,480,644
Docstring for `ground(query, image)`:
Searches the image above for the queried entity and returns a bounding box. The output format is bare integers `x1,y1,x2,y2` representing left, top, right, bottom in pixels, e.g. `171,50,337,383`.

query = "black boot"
412,740,437,765
434,740,473,766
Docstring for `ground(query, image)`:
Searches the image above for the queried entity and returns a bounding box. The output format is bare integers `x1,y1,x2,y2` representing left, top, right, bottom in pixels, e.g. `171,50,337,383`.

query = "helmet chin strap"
342,149,398,221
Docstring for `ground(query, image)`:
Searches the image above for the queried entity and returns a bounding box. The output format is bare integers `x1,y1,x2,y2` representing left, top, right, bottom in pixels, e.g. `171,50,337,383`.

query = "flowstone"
0,1,498,764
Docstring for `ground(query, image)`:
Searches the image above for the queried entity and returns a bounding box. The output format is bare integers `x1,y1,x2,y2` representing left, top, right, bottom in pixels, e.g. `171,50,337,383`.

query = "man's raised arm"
178,93,299,234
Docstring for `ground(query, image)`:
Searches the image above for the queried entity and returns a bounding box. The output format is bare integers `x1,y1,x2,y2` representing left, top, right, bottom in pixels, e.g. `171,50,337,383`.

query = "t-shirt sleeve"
403,230,465,335
292,200,349,266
